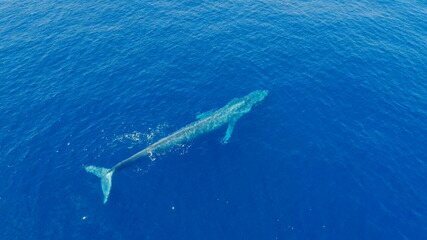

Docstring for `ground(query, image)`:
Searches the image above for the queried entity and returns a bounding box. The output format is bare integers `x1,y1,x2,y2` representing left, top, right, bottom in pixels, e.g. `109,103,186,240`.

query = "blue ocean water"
1,0,426,239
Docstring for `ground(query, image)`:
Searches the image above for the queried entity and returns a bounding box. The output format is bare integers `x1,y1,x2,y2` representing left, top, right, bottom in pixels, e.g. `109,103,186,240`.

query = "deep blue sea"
1,0,426,239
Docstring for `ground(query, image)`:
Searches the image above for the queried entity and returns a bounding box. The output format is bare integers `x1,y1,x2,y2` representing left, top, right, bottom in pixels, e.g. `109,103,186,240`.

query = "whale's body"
85,90,268,203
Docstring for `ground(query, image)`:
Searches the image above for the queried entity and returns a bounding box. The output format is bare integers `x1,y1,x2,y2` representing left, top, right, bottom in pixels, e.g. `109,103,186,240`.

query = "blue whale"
85,90,269,203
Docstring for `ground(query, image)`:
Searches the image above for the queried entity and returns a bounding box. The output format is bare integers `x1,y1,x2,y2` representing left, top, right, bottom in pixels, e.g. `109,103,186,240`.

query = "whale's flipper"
85,166,114,204
221,120,236,144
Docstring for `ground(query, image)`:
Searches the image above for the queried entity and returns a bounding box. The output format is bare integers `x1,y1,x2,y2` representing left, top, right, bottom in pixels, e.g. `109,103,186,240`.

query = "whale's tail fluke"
85,165,114,204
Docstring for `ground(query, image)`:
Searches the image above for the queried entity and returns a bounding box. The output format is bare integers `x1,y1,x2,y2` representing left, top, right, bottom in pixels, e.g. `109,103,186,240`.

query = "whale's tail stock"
85,165,114,204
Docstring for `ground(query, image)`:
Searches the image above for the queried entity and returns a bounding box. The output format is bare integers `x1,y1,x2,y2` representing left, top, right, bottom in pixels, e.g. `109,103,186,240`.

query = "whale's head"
245,89,269,106
221,89,269,118
232,89,269,114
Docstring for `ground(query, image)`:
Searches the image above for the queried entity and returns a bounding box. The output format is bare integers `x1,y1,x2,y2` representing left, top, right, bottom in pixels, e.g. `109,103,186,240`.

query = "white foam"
112,123,169,146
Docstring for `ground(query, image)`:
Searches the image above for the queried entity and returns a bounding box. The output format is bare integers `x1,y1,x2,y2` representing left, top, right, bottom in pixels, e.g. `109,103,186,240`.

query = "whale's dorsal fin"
196,110,215,120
